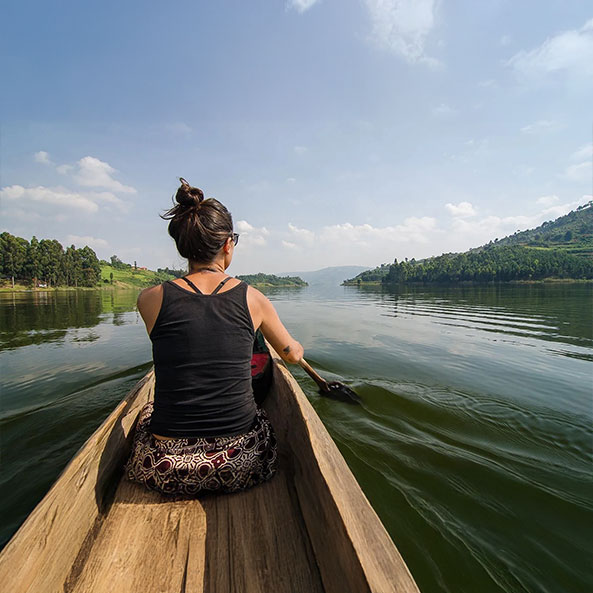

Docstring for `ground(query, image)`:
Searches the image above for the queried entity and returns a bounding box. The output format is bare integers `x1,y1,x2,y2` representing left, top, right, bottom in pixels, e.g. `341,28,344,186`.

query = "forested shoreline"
346,245,593,285
0,232,101,288
237,273,308,287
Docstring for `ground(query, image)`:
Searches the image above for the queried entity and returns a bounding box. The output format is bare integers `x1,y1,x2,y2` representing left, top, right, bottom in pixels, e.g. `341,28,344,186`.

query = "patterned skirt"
124,402,278,496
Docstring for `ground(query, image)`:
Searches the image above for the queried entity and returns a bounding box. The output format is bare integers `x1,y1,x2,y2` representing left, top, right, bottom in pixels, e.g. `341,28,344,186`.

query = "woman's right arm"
248,287,304,364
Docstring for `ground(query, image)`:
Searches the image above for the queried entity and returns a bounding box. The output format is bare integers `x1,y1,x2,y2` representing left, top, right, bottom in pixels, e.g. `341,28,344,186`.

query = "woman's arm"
136,284,164,335
248,287,304,364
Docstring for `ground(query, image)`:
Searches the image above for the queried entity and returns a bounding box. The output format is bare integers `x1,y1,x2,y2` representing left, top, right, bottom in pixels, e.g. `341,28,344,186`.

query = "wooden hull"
0,352,419,593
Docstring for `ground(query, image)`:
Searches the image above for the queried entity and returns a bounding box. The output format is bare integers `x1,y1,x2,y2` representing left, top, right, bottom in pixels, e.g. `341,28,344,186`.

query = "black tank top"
148,279,257,437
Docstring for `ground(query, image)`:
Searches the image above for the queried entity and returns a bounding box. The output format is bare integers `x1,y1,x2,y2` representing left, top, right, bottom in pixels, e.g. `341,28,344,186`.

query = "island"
236,273,308,288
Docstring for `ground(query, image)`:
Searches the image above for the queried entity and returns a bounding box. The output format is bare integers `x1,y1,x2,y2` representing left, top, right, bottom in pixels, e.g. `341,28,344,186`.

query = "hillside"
100,264,173,288
479,200,592,257
345,203,593,284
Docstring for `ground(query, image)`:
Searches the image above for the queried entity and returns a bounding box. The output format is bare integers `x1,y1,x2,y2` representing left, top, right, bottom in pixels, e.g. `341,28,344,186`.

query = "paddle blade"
320,381,361,404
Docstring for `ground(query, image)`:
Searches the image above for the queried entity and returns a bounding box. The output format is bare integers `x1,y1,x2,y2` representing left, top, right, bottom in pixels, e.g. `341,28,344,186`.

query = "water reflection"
343,283,593,353
0,290,140,351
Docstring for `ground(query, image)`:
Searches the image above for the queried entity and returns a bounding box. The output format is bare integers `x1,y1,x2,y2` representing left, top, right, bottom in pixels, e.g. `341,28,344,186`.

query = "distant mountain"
345,202,593,284
279,266,370,286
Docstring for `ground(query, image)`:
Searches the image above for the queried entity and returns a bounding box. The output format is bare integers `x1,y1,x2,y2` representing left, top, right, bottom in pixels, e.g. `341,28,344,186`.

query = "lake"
1,282,591,593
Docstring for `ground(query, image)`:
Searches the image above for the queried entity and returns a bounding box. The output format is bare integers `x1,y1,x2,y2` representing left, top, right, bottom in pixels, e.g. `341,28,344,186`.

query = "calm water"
1,283,591,593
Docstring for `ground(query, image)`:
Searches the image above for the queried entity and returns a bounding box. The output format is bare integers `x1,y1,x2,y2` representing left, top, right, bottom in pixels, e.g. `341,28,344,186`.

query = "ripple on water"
302,375,593,593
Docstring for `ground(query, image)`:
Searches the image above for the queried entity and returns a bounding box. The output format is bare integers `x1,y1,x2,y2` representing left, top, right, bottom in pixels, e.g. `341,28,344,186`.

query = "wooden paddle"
298,359,361,404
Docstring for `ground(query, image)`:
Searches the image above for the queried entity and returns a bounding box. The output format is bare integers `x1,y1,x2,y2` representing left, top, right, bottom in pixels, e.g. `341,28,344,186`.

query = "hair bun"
176,177,204,208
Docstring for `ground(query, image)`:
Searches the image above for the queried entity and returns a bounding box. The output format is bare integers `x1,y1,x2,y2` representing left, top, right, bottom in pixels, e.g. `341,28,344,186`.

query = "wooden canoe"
0,351,420,593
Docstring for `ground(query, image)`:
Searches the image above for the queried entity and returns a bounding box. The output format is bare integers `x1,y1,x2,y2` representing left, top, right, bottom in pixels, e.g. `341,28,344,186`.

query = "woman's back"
148,279,256,438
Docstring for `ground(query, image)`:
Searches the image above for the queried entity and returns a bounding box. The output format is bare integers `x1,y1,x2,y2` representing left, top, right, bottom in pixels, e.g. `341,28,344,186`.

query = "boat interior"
0,356,419,593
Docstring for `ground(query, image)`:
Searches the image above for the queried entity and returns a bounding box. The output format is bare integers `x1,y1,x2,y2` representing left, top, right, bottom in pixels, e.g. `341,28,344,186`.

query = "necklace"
190,266,221,274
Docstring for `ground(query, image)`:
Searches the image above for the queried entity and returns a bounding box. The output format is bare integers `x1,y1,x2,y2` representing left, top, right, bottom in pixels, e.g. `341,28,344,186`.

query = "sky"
1,0,592,275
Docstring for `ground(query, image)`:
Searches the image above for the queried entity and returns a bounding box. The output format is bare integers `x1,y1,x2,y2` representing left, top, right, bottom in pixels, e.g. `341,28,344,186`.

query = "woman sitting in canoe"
124,178,304,496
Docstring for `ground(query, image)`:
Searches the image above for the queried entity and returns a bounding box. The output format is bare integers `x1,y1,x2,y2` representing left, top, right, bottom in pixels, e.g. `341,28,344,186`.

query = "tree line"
237,273,308,287
349,245,593,284
0,232,101,288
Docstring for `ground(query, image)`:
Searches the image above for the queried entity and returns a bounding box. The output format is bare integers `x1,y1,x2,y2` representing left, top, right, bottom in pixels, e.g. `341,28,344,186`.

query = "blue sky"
2,0,592,274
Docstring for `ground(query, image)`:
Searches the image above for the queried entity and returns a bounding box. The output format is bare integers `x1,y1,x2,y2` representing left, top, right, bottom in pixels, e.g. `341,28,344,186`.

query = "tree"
26,236,43,287
39,239,64,287
78,246,101,286
64,245,83,287
0,232,28,288
110,255,125,269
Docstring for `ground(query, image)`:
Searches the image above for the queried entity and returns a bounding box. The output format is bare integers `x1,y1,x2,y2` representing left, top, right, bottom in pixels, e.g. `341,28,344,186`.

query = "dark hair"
161,178,233,263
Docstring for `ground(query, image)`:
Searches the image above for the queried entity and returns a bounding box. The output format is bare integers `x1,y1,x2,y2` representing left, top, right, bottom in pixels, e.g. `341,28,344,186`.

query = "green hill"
345,202,593,285
482,200,592,257
99,264,174,288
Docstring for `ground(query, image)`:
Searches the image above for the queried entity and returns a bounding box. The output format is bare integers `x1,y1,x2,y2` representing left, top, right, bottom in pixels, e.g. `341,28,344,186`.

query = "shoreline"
0,282,309,292
342,278,593,287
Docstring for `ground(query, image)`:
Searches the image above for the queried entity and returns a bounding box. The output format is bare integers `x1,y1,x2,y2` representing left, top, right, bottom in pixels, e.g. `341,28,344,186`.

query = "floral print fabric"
124,402,277,496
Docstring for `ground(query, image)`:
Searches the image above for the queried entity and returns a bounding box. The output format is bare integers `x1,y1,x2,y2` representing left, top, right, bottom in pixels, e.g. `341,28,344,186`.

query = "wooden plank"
67,480,208,593
201,460,324,593
0,371,154,593
267,356,420,593
66,454,323,593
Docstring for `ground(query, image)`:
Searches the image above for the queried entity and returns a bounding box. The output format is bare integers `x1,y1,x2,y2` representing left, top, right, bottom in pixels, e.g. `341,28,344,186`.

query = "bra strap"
180,276,203,294
211,277,232,295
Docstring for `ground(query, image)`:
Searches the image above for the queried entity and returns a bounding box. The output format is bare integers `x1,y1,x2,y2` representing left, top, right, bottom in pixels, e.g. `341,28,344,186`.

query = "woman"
124,178,303,496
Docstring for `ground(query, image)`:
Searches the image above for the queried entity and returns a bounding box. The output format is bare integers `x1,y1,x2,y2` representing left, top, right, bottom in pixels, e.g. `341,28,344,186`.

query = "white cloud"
288,222,315,245
0,185,99,213
320,217,437,247
72,156,136,193
294,145,308,155
236,220,255,233
571,143,593,161
477,79,497,88
282,240,298,250
287,0,320,13
34,151,52,165
507,18,593,79
500,34,511,47
445,201,476,217
236,219,269,247
286,177,297,184
66,235,109,249
520,119,558,134
450,199,587,246
87,191,130,212
563,161,591,183
536,195,559,206
56,164,74,175
432,103,457,117
365,0,440,65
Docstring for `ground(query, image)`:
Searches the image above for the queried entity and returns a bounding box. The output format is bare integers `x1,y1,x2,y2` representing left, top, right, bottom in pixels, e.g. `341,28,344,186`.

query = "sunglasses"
231,233,239,246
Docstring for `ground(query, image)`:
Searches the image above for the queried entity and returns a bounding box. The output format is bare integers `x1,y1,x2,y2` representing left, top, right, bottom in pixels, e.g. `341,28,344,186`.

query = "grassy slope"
100,265,172,288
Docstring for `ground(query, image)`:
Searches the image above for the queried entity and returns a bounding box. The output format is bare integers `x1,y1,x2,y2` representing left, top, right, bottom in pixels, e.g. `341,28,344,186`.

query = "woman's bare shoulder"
137,283,164,311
